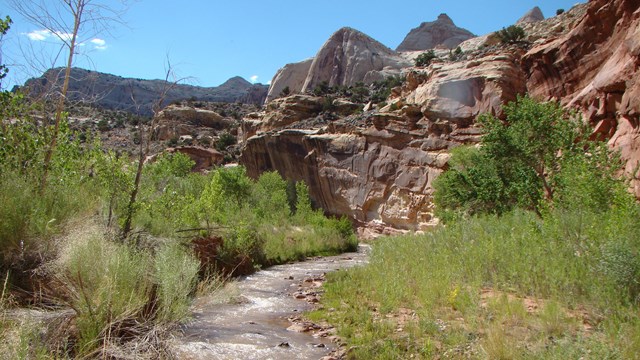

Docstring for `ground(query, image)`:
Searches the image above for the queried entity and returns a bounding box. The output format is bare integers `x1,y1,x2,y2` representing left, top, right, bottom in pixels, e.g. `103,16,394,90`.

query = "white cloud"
267,80,272,85
90,38,106,46
26,29,52,41
24,29,74,43
250,75,259,83
54,31,74,42
90,38,108,50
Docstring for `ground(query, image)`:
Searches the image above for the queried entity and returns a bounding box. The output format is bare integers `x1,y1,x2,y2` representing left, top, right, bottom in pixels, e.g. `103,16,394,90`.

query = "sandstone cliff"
22,68,268,115
240,0,639,233
396,14,475,52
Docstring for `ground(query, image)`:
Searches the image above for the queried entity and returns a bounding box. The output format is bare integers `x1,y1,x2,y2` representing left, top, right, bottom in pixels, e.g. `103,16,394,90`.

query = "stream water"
171,244,370,360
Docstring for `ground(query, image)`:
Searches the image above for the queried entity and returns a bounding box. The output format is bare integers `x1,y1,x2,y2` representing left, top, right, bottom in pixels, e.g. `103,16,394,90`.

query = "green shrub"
496,25,526,44
556,9,565,15
434,96,620,217
415,50,437,67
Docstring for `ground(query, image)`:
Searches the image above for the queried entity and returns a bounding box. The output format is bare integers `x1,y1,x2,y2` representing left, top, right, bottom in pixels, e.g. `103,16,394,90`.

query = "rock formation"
301,28,411,93
240,0,640,233
241,49,528,231
267,28,410,103
22,68,268,115
396,14,475,52
516,6,545,24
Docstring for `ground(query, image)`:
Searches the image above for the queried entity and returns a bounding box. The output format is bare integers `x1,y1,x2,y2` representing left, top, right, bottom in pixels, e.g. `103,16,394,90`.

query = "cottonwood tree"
121,58,189,238
7,0,131,191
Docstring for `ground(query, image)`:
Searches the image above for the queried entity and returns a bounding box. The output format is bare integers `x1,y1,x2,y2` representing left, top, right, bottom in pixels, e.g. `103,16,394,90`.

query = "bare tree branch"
7,0,133,191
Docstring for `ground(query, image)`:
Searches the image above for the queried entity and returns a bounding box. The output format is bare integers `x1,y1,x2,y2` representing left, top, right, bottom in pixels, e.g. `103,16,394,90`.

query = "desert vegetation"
415,50,437,67
309,96,640,358
0,17,356,357
496,25,527,44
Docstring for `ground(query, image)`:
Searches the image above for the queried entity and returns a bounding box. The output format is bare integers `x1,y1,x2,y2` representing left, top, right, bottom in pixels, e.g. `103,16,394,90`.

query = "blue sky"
1,0,585,89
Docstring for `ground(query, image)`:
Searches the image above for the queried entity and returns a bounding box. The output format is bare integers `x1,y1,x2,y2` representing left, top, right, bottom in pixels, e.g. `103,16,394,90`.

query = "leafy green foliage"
0,16,12,84
415,50,437,67
434,96,623,218
556,8,565,15
496,25,526,44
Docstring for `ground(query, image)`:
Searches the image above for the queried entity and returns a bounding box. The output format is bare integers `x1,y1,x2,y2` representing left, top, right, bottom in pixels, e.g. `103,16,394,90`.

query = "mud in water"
171,245,370,360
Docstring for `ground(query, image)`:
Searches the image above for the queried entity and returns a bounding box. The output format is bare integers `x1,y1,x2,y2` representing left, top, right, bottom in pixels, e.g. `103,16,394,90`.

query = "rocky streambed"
171,245,370,360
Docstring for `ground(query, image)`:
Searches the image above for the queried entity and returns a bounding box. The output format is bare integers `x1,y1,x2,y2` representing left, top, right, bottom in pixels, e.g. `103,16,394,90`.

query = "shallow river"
171,245,370,360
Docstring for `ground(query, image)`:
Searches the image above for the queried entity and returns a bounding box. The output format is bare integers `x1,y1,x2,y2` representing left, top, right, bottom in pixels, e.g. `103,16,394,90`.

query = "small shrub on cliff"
215,132,237,151
280,86,291,97
496,25,526,44
556,8,565,15
415,50,437,67
313,81,331,96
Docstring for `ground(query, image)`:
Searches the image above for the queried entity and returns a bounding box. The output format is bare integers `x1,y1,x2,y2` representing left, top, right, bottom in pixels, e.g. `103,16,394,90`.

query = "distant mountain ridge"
22,67,268,115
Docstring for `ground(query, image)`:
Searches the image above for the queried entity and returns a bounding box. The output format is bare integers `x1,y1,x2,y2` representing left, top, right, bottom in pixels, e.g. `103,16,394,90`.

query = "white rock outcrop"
265,59,313,103
396,14,475,52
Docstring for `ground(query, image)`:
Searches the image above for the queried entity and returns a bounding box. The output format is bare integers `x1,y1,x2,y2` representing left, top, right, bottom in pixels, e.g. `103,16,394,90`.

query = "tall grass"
154,242,200,323
312,207,640,358
57,232,152,354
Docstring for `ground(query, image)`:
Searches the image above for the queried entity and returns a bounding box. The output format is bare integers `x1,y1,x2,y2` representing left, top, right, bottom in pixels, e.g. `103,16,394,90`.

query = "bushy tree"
434,95,625,219
496,25,526,44
415,50,437,67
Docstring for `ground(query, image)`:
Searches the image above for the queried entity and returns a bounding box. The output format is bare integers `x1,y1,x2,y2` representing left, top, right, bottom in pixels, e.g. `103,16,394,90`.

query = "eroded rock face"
396,14,475,52
403,53,527,123
523,0,640,195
